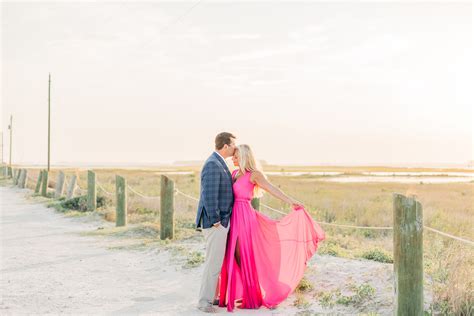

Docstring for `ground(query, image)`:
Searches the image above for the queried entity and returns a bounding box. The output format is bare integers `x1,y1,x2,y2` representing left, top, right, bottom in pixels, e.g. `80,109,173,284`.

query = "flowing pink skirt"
219,198,325,311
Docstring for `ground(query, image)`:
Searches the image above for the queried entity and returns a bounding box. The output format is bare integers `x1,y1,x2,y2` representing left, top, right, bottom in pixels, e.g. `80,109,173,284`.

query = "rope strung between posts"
126,184,160,200
175,188,199,202
173,188,473,246
96,179,114,196
76,183,87,194
424,226,474,246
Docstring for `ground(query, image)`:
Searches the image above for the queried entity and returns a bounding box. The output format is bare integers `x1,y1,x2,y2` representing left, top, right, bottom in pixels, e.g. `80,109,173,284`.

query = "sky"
1,1,472,166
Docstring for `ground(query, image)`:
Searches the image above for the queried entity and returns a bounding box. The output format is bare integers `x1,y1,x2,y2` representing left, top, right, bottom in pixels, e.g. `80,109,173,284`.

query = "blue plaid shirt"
195,152,234,230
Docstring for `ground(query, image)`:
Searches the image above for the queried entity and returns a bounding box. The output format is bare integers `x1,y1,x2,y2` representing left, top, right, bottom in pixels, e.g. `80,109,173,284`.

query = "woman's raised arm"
251,171,304,209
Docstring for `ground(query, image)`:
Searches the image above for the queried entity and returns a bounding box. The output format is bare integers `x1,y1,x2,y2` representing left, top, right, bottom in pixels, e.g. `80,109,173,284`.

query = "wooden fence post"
19,169,28,188
87,170,97,211
16,169,23,186
18,169,24,185
54,171,65,198
17,169,22,184
41,170,49,197
115,175,127,227
251,197,260,210
393,193,423,316
160,175,174,240
66,175,77,199
35,171,43,193
13,169,20,185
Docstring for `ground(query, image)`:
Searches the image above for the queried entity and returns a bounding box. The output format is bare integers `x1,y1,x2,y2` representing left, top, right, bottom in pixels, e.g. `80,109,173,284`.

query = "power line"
141,0,205,51
160,0,205,34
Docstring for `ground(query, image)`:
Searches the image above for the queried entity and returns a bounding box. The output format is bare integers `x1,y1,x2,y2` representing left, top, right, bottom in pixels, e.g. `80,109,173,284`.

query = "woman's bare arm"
251,171,304,208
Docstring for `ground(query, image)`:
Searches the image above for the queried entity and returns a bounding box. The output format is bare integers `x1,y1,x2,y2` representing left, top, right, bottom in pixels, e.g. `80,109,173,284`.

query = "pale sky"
1,1,472,166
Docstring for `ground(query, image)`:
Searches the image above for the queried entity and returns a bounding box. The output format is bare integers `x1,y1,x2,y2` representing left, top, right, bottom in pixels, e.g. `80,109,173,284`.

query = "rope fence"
127,184,160,200
96,179,114,196
4,168,472,246
424,226,474,247
175,188,199,202
174,190,473,246
76,183,87,195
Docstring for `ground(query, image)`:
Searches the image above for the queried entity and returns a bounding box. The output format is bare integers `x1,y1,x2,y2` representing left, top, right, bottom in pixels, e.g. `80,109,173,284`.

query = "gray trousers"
198,222,230,307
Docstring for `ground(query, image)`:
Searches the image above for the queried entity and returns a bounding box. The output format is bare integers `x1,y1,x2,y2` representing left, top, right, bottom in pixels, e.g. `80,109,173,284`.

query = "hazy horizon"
1,1,472,166
7,160,474,170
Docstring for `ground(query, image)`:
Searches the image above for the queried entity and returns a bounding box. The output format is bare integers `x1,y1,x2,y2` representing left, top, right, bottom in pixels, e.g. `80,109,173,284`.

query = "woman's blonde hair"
235,144,265,198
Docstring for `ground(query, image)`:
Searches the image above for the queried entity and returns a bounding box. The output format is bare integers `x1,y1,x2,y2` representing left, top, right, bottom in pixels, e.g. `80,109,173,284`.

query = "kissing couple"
195,132,325,313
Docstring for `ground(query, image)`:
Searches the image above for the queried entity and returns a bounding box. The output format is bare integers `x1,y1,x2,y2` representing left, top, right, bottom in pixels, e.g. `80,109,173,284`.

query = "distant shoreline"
4,163,473,173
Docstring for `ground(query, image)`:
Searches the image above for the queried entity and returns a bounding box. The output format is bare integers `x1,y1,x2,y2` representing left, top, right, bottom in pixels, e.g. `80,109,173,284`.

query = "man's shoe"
198,304,217,313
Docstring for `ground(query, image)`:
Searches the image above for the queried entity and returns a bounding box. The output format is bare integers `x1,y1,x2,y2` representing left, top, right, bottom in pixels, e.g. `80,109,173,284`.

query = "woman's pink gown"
218,170,325,312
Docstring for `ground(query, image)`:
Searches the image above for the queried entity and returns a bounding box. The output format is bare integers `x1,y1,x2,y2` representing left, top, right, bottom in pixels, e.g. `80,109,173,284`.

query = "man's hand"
213,221,221,227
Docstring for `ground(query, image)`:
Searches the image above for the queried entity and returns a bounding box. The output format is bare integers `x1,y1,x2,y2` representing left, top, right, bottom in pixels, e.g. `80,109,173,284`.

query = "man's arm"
201,161,221,226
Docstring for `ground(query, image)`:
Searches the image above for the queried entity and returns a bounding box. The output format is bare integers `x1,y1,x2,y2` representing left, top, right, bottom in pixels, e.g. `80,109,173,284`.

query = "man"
196,132,236,313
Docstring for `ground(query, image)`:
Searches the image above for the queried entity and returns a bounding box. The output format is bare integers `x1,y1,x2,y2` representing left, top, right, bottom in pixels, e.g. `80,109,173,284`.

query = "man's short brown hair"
215,132,236,150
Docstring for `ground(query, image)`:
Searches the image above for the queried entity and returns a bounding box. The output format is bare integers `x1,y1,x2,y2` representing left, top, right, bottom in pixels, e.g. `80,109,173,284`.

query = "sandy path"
0,185,395,315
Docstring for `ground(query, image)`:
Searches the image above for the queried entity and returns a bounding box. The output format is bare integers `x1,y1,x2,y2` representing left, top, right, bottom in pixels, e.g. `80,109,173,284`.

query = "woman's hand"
290,198,304,210
252,171,305,211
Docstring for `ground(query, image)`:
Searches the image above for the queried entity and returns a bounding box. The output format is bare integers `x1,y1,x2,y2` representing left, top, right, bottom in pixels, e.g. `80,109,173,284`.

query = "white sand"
1,185,404,315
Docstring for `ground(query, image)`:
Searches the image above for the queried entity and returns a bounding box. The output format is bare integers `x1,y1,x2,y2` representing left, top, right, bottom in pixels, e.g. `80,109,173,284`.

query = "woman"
218,144,325,312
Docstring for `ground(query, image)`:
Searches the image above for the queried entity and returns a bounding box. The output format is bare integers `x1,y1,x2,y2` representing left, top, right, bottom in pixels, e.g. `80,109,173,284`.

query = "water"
155,171,194,175
322,176,473,184
265,171,343,176
152,170,474,183
361,171,474,177
265,171,474,183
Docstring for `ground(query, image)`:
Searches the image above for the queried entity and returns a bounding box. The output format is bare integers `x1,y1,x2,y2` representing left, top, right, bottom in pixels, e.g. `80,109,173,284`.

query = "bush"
185,251,204,268
293,293,311,309
361,248,393,263
318,240,348,257
350,283,376,303
134,207,154,215
60,195,108,212
317,283,376,308
296,277,314,293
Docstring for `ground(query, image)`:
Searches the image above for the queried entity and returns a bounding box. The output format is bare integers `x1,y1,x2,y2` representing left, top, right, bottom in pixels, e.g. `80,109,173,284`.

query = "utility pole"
48,73,51,171
8,115,12,167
